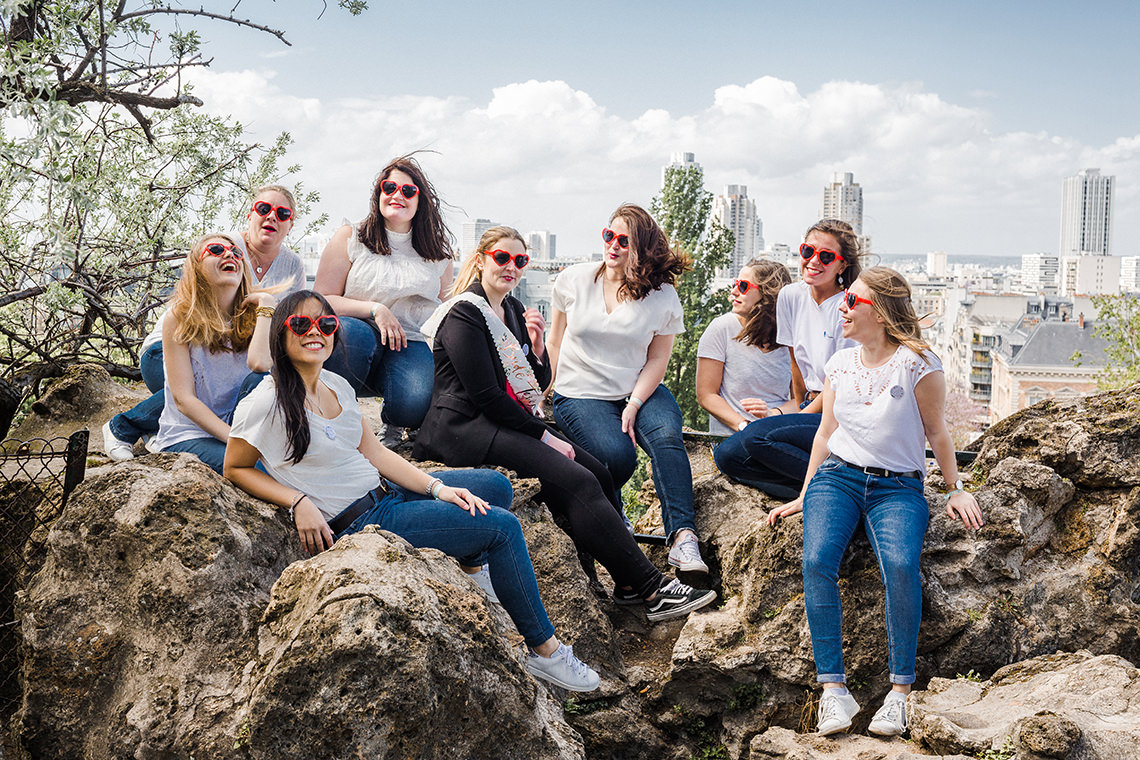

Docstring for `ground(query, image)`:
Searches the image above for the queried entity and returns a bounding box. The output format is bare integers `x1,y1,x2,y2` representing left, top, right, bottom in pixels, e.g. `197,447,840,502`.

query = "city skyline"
179,1,1140,258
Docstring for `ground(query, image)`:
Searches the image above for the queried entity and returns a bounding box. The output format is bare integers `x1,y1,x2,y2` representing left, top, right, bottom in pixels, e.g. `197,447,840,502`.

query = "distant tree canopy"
0,1,362,420
651,164,732,430
1088,293,1140,390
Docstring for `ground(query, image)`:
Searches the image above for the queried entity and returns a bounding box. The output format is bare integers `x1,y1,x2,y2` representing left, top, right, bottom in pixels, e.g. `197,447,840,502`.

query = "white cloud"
185,69,1140,258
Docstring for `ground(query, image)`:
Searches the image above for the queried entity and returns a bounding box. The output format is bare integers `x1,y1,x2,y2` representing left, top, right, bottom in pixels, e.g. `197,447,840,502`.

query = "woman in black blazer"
414,226,715,622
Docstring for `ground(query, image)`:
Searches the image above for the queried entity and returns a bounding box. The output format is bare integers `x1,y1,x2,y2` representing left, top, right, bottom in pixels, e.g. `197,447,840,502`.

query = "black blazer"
413,283,552,466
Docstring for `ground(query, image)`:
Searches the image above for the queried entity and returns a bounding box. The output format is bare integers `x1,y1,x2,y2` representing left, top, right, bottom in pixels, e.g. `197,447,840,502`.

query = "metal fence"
0,430,88,715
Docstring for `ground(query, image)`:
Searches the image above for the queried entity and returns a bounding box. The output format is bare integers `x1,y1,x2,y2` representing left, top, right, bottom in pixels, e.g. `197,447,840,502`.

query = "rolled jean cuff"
890,672,916,685
816,673,846,684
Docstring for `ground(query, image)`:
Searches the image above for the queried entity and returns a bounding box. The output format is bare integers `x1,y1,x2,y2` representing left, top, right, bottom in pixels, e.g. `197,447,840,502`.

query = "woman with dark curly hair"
548,204,708,574
315,155,454,437
697,259,796,434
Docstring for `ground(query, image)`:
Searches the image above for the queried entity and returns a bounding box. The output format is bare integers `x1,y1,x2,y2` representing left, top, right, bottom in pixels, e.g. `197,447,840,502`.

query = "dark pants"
713,413,821,500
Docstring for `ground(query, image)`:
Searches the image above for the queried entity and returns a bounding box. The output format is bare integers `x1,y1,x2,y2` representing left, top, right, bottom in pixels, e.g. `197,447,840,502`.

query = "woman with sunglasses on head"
314,155,453,440
768,267,983,737
547,204,710,575
142,233,276,474
103,185,305,460
224,289,601,692
697,259,796,435
415,227,716,622
713,219,862,502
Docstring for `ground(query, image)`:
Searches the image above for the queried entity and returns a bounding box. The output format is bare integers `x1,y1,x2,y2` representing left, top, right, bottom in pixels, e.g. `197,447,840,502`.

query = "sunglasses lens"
516,254,529,268
381,181,397,195
400,184,418,199
317,316,338,335
254,202,271,216
819,250,836,265
602,229,614,243
288,316,313,334
275,207,293,222
492,252,510,266
799,244,814,260
205,243,225,256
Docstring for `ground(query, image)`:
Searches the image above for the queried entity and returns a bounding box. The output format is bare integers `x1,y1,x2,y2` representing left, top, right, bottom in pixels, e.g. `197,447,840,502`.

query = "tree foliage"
1088,293,1140,390
651,164,732,430
0,1,358,420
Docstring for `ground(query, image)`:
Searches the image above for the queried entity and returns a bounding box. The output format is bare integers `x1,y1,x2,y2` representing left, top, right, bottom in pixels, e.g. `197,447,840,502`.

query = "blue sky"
182,0,1140,258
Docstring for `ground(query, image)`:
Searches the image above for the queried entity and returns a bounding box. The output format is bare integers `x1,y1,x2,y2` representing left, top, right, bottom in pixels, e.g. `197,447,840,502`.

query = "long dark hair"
595,203,689,301
270,290,341,463
803,218,863,289
735,259,791,349
356,154,453,262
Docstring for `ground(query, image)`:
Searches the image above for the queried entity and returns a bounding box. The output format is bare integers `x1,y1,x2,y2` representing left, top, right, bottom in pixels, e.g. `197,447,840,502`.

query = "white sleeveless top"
342,224,450,343
154,342,251,449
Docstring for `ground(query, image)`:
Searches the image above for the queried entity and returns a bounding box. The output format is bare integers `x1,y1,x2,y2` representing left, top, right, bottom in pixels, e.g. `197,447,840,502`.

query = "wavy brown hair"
595,203,689,301
451,225,527,297
804,218,863,289
169,233,257,353
357,154,453,262
858,266,933,363
735,259,791,349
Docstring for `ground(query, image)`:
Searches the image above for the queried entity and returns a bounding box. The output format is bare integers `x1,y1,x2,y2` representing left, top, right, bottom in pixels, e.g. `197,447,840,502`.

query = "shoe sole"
668,556,710,573
612,595,642,606
867,721,905,737
645,589,717,622
526,666,599,692
817,719,853,736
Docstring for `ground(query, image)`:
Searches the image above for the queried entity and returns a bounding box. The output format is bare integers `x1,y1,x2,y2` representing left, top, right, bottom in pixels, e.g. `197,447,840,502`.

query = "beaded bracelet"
426,477,443,497
628,396,644,409
430,480,444,499
256,305,275,319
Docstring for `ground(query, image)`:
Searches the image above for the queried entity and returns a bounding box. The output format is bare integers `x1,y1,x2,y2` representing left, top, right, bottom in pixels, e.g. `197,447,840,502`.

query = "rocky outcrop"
10,364,145,446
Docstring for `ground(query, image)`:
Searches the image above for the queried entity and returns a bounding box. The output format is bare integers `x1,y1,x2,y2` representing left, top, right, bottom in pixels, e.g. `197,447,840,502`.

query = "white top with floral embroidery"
825,345,942,474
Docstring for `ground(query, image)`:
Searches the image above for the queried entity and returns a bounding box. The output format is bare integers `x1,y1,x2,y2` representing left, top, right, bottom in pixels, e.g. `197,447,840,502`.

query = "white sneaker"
102,421,135,461
868,693,908,736
668,533,709,573
142,433,160,454
526,643,600,692
817,689,860,736
468,564,500,604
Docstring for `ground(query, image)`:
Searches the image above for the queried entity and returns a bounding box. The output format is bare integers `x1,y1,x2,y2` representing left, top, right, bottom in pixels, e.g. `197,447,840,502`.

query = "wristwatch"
737,420,748,432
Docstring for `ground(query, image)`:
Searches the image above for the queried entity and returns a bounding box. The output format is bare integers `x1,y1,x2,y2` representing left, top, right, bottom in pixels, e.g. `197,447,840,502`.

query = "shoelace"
675,538,702,562
876,699,905,727
819,694,846,723
659,578,693,597
558,644,589,677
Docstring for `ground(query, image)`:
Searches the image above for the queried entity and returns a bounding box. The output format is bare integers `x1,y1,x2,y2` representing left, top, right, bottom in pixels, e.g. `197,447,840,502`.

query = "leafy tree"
0,1,361,430
1087,293,1140,390
651,164,732,430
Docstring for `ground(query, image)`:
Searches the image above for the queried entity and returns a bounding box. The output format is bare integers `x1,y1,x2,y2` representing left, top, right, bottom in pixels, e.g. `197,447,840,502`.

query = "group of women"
101,155,985,725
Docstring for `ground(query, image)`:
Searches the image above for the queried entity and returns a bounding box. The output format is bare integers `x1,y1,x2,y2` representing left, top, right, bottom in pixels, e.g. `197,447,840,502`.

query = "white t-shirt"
826,345,943,474
230,370,382,520
697,312,792,435
551,262,684,400
775,281,857,393
342,224,451,343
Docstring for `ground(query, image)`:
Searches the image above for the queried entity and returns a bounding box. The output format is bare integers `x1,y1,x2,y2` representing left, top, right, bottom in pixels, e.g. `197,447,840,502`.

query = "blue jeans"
336,469,555,647
552,385,695,542
164,436,226,474
322,317,433,428
801,458,929,685
108,343,166,444
713,413,821,501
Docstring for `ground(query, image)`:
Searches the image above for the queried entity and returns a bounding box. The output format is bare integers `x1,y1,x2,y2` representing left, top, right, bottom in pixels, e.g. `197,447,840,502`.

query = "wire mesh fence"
0,430,88,715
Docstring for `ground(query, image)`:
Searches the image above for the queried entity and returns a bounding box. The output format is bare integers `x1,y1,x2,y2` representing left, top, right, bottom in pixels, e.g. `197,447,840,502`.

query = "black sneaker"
645,578,717,622
612,587,641,606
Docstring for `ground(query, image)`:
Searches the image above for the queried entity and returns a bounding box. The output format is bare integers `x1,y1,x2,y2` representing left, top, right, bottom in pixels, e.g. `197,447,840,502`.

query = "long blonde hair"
450,225,528,296
859,266,933,362
169,233,257,353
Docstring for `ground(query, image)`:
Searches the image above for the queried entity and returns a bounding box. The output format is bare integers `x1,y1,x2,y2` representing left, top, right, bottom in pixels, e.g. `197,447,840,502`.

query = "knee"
713,437,745,473
485,506,524,542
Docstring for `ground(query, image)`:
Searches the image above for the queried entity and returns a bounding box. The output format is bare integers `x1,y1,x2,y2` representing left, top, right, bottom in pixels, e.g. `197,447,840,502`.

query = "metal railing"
0,430,88,713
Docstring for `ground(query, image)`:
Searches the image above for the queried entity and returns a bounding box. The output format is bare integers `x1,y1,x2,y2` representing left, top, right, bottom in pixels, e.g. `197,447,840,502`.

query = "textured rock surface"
11,363,145,447
910,651,1140,760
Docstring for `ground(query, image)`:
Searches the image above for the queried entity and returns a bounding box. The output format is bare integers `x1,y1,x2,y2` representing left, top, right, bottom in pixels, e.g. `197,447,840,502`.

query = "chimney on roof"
1079,312,1085,329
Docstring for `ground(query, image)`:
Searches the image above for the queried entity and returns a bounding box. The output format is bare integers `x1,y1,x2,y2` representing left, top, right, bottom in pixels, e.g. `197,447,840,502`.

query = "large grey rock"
910,650,1140,760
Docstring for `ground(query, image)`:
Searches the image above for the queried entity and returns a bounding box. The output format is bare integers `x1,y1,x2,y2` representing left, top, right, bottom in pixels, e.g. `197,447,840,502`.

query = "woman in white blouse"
768,267,983,738
548,203,708,574
315,155,453,436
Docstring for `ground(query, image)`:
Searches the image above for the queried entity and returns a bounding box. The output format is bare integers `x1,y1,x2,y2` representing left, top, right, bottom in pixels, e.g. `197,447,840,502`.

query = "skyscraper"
1060,168,1113,256
820,172,863,235
526,230,557,259
461,218,498,255
711,185,762,277
662,152,701,185
1020,253,1059,294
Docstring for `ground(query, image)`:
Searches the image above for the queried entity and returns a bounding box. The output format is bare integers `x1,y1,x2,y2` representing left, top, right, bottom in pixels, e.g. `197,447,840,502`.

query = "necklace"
305,387,337,439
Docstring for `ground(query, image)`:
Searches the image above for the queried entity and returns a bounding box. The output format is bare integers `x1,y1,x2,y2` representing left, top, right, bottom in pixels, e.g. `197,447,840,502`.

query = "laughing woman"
768,267,983,738
224,290,600,692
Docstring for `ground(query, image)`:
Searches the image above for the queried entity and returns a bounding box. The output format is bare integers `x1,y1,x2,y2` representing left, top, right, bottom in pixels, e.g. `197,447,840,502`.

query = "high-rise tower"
1060,168,1113,256
820,172,863,235
711,185,762,278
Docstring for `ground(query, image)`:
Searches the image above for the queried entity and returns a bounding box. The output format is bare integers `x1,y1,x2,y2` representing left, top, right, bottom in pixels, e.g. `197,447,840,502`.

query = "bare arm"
767,379,837,525
621,333,675,442
697,357,750,431
915,370,983,529
788,347,808,408
314,224,407,349
244,291,277,373
163,317,231,442
437,259,455,301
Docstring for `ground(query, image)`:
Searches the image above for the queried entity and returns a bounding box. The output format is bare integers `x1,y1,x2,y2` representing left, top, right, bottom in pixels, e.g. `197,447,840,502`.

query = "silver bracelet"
426,477,443,497
430,480,444,499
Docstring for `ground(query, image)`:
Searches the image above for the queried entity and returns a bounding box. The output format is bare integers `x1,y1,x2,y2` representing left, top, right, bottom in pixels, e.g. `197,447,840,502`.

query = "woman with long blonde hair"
768,266,982,738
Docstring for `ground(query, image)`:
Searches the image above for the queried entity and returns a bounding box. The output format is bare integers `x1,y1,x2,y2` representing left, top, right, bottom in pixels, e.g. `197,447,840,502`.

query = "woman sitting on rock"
314,155,453,442
413,226,716,623
223,289,600,692
696,259,796,435
104,186,305,460
768,266,983,737
145,233,276,474
713,218,862,501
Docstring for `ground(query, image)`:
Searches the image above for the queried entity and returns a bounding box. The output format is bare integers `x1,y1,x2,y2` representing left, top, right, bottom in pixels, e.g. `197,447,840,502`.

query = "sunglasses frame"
200,242,244,261
799,243,844,266
286,314,340,337
732,278,760,295
251,201,294,223
484,249,530,269
843,291,875,309
601,228,630,249
380,180,420,199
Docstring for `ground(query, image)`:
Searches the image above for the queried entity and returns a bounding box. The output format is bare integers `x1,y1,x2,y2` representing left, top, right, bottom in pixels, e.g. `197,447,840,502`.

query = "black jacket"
413,282,551,465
